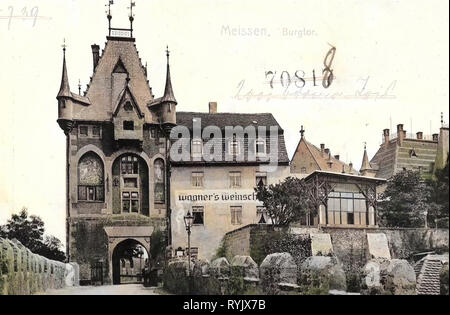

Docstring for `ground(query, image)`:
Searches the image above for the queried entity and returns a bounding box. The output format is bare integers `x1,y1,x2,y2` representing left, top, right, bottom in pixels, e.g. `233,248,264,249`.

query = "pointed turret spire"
57,39,72,98
360,142,372,172
161,46,177,104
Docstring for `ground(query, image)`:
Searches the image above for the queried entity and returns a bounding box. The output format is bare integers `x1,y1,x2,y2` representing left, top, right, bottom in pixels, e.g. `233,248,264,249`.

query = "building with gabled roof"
56,7,177,285
290,126,358,177
169,103,291,260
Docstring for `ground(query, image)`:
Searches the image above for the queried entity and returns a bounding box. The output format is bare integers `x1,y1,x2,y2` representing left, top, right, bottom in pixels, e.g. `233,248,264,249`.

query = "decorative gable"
291,139,320,174
113,85,144,143
72,38,155,123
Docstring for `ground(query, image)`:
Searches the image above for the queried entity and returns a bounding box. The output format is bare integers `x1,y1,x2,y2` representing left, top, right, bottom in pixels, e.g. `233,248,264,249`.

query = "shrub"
441,263,449,295
250,230,311,266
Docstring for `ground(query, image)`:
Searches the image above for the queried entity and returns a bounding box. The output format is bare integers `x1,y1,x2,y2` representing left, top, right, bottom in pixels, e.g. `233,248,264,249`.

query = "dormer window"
256,139,266,155
192,139,203,158
123,121,134,131
229,136,241,156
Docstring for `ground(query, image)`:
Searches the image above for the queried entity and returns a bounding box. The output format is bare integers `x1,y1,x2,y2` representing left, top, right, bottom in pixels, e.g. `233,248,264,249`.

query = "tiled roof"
370,140,397,179
176,112,284,131
303,170,386,182
70,92,91,106
73,38,155,123
371,138,439,179
171,112,289,165
303,139,358,174
415,254,448,295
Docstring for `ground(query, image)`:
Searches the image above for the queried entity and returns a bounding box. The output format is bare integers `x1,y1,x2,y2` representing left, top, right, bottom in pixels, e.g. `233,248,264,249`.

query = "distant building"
290,126,358,177
369,123,449,180
170,103,290,260
290,126,385,227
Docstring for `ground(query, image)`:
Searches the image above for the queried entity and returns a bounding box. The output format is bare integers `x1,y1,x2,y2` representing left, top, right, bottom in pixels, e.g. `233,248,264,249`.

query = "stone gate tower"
56,6,176,284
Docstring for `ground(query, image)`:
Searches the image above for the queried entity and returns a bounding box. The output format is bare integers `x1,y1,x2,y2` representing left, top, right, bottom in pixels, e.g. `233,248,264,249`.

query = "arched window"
154,159,165,203
78,152,104,202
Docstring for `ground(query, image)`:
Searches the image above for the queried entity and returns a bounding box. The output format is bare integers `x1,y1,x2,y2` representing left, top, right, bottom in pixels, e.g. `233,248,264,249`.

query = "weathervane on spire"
128,0,136,37
128,0,136,18
106,0,114,36
61,38,67,58
166,45,170,63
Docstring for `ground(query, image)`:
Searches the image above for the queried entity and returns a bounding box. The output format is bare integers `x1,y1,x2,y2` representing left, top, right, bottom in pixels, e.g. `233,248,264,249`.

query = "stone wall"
0,238,79,295
322,227,449,277
223,225,448,292
163,252,418,295
224,225,292,264
164,253,348,295
224,225,448,265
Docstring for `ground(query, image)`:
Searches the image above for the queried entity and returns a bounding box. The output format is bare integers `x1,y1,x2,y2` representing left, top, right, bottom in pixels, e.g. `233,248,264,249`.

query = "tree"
254,177,314,226
3,208,45,252
38,236,67,262
379,170,439,228
0,208,66,262
428,156,450,228
0,225,7,238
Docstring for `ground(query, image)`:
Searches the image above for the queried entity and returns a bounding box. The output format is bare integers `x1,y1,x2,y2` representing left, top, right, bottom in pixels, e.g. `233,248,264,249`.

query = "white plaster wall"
171,164,290,260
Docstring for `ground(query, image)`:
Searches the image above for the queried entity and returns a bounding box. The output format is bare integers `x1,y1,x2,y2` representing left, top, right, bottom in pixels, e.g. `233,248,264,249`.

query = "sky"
0,0,448,244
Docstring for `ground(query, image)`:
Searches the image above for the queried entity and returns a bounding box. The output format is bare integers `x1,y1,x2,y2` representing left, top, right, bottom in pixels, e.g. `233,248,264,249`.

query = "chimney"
397,124,405,145
349,162,353,170
320,144,325,156
334,155,340,160
91,44,100,71
324,148,330,156
416,132,423,140
383,129,390,147
209,102,217,114
433,133,439,142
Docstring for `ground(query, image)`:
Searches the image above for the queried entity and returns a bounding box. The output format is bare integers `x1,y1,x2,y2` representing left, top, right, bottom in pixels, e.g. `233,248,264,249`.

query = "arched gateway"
105,226,153,285
112,239,149,285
